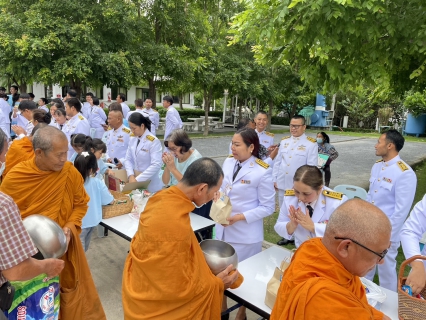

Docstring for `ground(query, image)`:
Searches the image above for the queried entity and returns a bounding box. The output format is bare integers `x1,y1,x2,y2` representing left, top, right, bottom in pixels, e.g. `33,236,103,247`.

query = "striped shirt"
0,192,38,286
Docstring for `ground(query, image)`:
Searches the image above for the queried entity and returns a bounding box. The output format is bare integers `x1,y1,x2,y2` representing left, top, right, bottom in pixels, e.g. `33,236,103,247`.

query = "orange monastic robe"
3,137,34,176
270,238,385,320
122,186,224,320
1,159,106,320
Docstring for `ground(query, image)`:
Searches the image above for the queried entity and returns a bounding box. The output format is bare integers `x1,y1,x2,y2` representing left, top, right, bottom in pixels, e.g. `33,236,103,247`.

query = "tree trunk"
148,77,156,106
203,89,212,136
179,93,183,110
268,100,273,131
70,79,82,99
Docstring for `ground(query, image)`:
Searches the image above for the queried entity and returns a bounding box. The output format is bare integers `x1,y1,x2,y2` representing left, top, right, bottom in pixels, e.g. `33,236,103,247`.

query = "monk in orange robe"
271,199,392,320
122,158,240,319
3,123,47,177
1,126,106,320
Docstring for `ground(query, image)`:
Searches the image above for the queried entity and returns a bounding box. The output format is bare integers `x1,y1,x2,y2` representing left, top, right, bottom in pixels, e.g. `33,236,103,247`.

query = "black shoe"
277,238,295,246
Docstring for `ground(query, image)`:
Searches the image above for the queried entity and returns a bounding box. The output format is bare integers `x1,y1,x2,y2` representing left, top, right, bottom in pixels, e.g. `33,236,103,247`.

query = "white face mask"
0,161,5,176
192,201,206,209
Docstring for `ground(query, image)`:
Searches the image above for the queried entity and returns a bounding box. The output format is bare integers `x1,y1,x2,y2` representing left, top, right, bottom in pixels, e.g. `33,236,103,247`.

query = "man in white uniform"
163,95,182,140
254,111,279,162
0,93,11,137
12,100,37,136
141,98,159,136
65,89,90,119
126,98,144,120
365,129,417,292
273,115,318,246
63,97,90,159
82,92,94,119
116,93,130,118
104,110,132,168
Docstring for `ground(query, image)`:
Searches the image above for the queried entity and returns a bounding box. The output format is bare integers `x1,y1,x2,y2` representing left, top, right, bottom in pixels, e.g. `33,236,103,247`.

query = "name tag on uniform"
383,177,392,183
263,140,269,144
297,145,306,151
241,180,251,184
141,149,148,152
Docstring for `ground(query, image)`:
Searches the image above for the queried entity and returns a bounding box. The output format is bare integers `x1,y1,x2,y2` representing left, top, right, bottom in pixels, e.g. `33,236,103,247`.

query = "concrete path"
87,132,426,320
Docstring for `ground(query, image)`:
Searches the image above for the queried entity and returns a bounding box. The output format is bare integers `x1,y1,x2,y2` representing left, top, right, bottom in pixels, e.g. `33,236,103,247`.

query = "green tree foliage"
231,0,426,92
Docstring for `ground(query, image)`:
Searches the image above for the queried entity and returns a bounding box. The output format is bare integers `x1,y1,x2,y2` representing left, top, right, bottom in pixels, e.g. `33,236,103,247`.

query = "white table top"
187,118,205,122
101,212,215,241
226,246,398,319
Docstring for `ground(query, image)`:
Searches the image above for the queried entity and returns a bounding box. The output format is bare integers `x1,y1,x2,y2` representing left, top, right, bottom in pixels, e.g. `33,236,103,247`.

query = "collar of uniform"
383,154,401,167
302,199,317,209
69,113,81,122
255,129,265,135
114,124,124,133
138,129,149,140
292,133,305,141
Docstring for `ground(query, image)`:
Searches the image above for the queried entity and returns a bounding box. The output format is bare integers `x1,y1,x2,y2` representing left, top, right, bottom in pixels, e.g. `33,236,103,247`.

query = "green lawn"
264,160,426,279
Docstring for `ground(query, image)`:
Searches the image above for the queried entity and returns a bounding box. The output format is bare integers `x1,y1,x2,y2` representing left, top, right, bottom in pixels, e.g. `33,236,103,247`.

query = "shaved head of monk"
322,199,391,277
33,126,69,172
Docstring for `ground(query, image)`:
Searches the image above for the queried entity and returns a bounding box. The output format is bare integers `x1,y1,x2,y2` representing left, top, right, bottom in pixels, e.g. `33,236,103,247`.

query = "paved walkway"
87,132,426,320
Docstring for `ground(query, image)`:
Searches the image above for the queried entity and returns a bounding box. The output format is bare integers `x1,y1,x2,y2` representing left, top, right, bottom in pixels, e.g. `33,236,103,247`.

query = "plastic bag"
3,273,59,319
360,277,387,309
129,189,152,215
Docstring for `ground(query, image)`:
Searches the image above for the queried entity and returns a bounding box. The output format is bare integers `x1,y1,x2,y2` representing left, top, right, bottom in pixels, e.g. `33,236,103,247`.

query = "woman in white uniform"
124,112,163,192
87,96,107,139
401,194,426,295
274,165,348,248
53,108,67,130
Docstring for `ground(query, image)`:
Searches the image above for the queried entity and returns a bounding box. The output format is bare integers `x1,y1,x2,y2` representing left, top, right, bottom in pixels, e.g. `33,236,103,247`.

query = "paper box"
105,169,150,193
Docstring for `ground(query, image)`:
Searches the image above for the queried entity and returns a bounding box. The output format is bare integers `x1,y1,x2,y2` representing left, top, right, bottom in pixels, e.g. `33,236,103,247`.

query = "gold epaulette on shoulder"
146,135,155,142
130,133,135,137
122,127,131,134
284,189,295,196
281,136,290,140
255,158,269,169
107,126,112,131
323,190,343,200
376,159,383,163
78,115,84,120
307,136,316,143
397,161,409,171
265,131,274,137
228,154,234,158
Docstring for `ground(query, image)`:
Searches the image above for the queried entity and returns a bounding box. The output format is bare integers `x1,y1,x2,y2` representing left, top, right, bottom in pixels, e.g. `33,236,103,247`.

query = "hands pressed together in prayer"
288,205,315,233
162,152,176,171
11,125,25,136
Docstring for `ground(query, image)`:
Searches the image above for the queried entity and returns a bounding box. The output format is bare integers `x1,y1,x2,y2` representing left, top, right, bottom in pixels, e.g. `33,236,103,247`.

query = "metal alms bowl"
22,214,67,259
200,239,238,275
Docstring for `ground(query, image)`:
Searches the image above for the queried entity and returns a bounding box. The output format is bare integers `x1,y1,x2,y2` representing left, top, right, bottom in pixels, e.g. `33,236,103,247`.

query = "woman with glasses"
124,112,163,192
274,165,348,248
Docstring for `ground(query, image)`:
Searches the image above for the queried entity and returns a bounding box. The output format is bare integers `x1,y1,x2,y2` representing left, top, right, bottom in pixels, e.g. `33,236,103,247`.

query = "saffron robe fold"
270,238,385,320
1,159,105,320
3,137,34,177
122,186,224,320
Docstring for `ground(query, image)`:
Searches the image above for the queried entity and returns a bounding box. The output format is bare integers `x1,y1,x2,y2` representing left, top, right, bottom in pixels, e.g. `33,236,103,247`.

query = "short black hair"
118,93,126,101
10,85,18,91
92,96,100,105
236,118,254,130
291,114,306,125
28,93,35,99
68,89,78,98
66,97,82,112
18,100,37,111
162,95,173,105
180,158,223,190
85,92,94,97
19,93,30,100
134,99,144,108
128,112,152,133
165,129,192,153
91,138,107,153
40,98,48,105
383,129,404,152
255,111,268,118
51,98,64,107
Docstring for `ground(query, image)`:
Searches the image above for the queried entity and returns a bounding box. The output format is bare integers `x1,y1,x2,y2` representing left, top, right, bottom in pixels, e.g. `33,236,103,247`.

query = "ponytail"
71,134,93,151
74,152,98,182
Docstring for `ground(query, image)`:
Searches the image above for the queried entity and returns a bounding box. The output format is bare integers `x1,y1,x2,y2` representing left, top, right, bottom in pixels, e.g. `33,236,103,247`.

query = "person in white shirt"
12,100,36,136
401,194,426,296
0,93,11,137
53,108,67,130
116,93,130,118
125,112,162,192
163,95,182,142
141,98,159,136
32,109,52,126
63,97,90,159
87,96,107,139
103,110,132,168
126,98,144,120
37,98,49,112
82,92,94,119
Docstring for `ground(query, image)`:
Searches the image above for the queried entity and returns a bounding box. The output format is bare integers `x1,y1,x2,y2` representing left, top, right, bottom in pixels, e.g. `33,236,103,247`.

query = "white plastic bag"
360,277,387,309
129,190,152,215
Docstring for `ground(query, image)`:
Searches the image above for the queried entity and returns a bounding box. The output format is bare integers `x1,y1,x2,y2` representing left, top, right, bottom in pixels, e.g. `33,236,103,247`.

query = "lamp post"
222,89,229,123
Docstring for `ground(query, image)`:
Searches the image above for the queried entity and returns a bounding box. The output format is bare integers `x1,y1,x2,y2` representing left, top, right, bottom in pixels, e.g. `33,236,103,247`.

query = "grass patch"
264,159,426,279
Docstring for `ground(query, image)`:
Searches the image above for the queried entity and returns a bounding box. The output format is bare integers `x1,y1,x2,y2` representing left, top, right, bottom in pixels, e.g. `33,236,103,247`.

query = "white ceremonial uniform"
121,102,130,118
256,129,275,148
164,106,183,139
0,109,10,138
274,188,347,248
365,155,417,291
104,124,132,164
215,155,275,262
126,109,143,120
38,105,49,112
141,108,160,136
14,114,34,137
62,113,90,159
0,99,10,137
87,105,107,139
401,194,426,269
124,130,163,192
272,134,318,207
81,102,91,119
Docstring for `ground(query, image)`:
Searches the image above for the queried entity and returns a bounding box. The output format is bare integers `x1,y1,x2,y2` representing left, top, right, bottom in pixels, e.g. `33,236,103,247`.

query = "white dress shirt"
164,106,183,139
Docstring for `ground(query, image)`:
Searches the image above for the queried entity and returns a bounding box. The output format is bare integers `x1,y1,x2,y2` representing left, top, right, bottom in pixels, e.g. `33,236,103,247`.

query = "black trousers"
323,165,331,187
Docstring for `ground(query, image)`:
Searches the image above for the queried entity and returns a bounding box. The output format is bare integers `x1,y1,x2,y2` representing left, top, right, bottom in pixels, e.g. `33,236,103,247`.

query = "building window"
111,87,128,101
182,93,190,104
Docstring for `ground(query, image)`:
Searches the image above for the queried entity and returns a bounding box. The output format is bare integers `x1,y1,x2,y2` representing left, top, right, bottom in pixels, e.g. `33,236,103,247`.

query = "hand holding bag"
209,191,232,225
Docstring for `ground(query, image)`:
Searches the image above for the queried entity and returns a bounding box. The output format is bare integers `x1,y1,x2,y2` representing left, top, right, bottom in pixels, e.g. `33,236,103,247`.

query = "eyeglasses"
289,124,304,129
334,237,388,262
